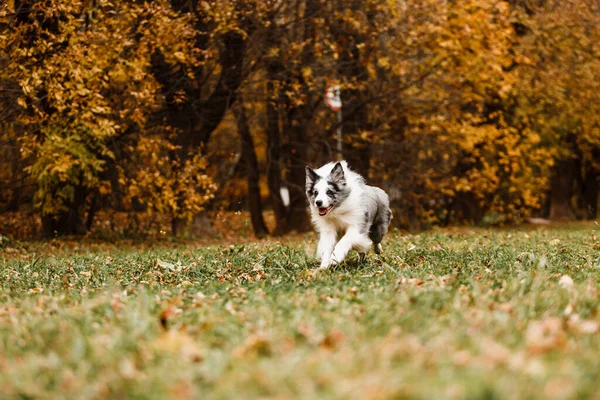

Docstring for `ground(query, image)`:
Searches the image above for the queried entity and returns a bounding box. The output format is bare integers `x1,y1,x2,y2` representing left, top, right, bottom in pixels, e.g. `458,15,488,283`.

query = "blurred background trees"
0,0,598,238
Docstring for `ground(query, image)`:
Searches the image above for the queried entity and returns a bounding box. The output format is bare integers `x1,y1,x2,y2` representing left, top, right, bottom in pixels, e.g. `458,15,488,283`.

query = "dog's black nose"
316,200,323,207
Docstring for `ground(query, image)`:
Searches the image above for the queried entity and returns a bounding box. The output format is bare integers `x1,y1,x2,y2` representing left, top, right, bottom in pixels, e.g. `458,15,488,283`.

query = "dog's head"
305,162,348,217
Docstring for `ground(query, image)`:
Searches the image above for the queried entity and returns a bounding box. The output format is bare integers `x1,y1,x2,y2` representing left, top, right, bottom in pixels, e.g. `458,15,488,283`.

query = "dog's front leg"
317,230,337,268
329,228,372,267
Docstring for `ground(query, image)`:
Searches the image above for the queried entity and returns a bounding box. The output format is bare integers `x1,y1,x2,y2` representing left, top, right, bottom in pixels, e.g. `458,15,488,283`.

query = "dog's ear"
305,166,318,191
329,162,345,185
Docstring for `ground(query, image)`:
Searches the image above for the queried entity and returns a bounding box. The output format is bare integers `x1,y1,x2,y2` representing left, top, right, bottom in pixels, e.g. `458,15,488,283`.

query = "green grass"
1,225,600,399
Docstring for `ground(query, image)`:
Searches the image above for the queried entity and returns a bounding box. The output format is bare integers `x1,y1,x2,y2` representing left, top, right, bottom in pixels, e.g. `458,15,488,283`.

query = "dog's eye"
313,191,318,196
326,190,333,196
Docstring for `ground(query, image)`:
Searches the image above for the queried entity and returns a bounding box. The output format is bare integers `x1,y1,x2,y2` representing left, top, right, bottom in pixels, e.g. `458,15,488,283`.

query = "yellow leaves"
123,137,215,222
301,66,313,82
377,57,391,69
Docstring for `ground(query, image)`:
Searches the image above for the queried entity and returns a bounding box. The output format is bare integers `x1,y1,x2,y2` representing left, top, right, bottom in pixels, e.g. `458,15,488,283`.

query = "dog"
305,161,392,270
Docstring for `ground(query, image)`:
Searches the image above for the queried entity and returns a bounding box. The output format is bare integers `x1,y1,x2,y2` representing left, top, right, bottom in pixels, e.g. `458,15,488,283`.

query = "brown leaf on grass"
526,317,566,354
320,328,344,349
252,263,264,273
322,296,339,304
567,315,599,335
111,293,125,314
232,333,272,358
439,274,454,288
397,278,424,286
497,303,513,313
225,301,237,315
451,350,472,366
160,305,182,329
480,338,511,366
154,330,203,363
488,302,513,313
296,322,317,342
192,292,206,308
558,275,574,289
577,320,599,334
564,303,574,316
119,358,137,379
543,378,576,399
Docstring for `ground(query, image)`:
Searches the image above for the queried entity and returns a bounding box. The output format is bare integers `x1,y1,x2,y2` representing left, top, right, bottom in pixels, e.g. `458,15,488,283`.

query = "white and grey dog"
305,161,392,270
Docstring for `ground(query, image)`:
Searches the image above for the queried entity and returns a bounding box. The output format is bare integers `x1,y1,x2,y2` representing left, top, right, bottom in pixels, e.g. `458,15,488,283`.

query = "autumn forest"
1,0,599,239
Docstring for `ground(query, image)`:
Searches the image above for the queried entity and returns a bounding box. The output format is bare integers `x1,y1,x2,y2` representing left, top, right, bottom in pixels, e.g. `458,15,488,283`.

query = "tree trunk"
42,185,87,237
151,26,249,237
234,102,269,238
6,131,23,212
281,0,317,234
549,158,577,220
285,107,312,234
582,165,598,219
265,66,287,236
85,194,98,231
333,0,371,177
341,89,370,177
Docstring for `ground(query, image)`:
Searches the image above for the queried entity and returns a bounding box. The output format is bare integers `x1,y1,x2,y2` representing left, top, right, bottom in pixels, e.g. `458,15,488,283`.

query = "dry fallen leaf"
119,358,137,379
321,328,344,349
564,303,574,316
497,303,513,313
232,333,271,358
567,315,599,335
577,320,599,334
558,275,574,289
451,350,471,366
154,330,203,363
526,318,566,354
160,305,182,329
111,293,124,314
543,378,575,399
397,278,424,286
480,337,511,366
225,301,237,315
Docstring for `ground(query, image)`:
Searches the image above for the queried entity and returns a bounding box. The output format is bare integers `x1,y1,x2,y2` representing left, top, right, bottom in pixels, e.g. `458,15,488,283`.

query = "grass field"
1,225,600,399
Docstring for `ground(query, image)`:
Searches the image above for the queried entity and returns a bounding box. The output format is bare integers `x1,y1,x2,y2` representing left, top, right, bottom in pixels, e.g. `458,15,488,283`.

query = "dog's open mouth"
318,206,333,216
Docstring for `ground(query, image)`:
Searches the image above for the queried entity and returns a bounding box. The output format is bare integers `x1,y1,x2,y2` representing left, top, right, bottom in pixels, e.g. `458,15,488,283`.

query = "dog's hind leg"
358,252,366,263
374,243,382,254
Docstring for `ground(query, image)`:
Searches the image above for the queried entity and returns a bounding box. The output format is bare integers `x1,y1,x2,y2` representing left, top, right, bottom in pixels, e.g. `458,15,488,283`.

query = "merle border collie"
305,161,392,270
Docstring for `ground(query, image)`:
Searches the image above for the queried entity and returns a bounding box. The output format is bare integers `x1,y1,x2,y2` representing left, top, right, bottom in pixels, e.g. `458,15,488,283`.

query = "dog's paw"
358,252,366,263
374,243,383,255
329,252,345,267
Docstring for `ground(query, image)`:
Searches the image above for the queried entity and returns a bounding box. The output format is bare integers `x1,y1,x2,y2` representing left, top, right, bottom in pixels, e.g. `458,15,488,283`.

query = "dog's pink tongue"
318,207,328,216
